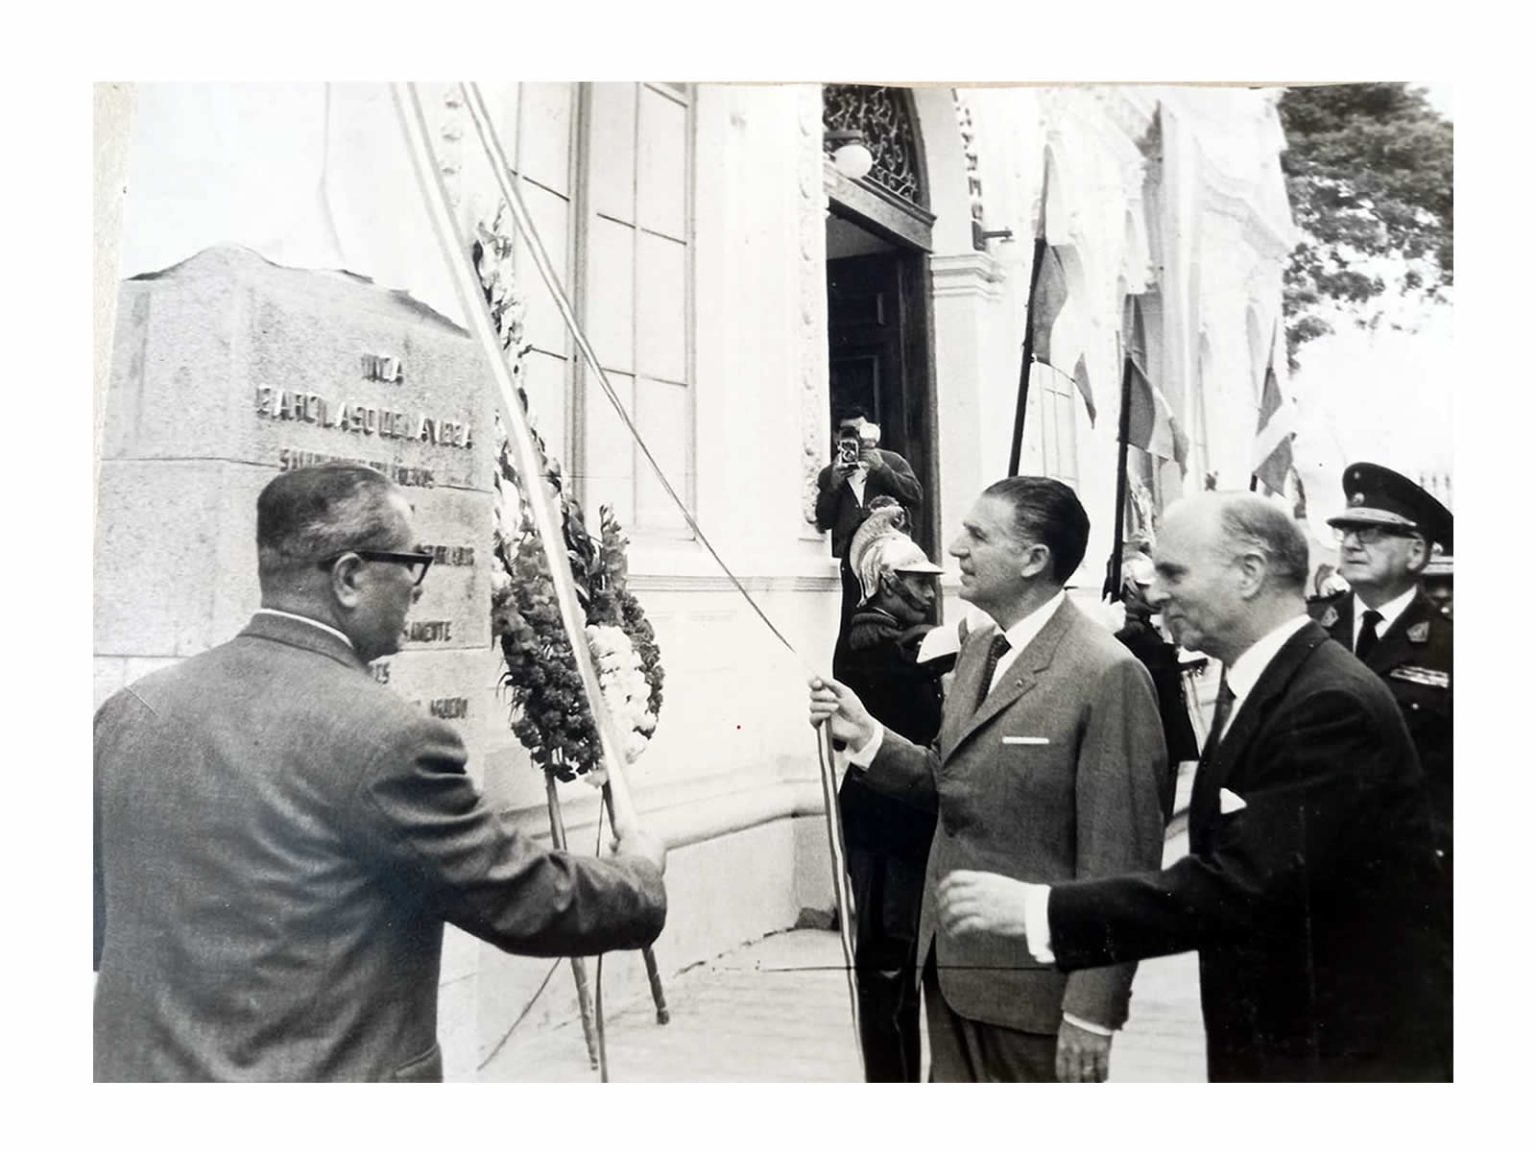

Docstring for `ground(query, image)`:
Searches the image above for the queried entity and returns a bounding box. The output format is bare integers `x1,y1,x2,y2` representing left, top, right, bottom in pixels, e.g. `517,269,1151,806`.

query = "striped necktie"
974,633,1012,715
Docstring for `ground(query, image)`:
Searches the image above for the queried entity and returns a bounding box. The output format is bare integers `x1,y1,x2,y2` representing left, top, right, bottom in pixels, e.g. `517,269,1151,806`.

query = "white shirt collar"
1352,585,1417,644
1224,613,1310,709
254,608,355,650
988,590,1067,685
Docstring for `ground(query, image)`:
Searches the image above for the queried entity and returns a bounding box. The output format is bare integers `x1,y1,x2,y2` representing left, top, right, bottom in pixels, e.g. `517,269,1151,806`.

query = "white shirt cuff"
1062,1012,1114,1037
1024,883,1055,964
845,721,885,768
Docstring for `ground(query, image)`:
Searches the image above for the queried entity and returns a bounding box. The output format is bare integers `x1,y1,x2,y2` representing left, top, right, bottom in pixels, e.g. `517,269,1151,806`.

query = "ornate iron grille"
822,85,925,207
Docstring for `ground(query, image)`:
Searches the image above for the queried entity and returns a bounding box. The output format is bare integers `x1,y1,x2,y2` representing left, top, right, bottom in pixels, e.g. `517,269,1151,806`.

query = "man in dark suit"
811,477,1168,1082
1311,462,1453,878
815,414,923,679
937,492,1450,1081
94,464,668,1081
815,413,923,562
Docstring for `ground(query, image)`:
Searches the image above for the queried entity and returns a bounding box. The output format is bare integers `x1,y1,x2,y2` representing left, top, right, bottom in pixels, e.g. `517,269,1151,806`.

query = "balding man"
94,464,668,1081
937,493,1450,1081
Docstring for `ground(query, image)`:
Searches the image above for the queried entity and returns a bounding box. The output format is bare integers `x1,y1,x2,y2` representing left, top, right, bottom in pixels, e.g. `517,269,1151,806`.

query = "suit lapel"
1328,598,1353,647
946,598,1077,759
1199,622,1331,795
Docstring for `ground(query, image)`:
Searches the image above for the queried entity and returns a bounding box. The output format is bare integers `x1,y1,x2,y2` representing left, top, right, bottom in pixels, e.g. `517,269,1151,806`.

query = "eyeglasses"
1332,525,1412,547
316,549,434,586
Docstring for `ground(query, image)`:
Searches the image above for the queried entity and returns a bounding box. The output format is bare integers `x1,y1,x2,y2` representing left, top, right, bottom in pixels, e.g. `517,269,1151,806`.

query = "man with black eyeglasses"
1310,462,1454,880
94,463,669,1081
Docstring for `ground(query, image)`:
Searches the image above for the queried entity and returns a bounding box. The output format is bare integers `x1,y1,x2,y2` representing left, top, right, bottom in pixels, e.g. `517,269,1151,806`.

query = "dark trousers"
847,845,925,1082
922,951,1059,1082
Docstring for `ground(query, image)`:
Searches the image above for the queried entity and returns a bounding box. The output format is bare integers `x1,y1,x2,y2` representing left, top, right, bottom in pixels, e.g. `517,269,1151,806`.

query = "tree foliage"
1278,83,1452,366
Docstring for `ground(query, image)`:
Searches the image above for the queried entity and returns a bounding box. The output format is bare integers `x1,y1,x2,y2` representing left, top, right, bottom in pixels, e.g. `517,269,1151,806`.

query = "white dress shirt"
847,465,868,507
1023,612,1312,964
1351,586,1416,651
1213,613,1311,740
254,608,355,650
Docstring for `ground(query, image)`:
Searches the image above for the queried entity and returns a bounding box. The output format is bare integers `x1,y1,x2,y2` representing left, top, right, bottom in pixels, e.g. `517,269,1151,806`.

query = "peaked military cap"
1327,462,1454,552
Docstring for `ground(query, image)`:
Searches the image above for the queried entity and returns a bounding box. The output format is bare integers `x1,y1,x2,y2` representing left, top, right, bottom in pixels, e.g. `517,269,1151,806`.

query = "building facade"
94,81,1295,1078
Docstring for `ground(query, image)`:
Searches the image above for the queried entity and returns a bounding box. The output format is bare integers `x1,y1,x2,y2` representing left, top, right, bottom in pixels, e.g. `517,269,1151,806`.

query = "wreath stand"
545,775,671,1070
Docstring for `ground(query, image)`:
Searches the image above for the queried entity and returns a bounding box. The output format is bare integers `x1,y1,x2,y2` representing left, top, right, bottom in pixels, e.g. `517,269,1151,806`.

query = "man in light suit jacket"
94,464,668,1081
811,477,1168,1082
938,493,1451,1081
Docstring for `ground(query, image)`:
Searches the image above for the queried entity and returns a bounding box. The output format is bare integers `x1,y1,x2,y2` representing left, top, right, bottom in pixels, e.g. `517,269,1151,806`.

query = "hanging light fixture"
825,128,874,181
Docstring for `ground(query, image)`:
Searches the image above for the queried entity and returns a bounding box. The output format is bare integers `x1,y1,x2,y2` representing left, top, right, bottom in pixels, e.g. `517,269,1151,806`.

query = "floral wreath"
476,207,665,784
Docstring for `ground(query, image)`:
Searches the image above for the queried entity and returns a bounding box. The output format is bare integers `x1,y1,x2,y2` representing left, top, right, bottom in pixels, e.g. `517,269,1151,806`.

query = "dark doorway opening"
825,211,938,558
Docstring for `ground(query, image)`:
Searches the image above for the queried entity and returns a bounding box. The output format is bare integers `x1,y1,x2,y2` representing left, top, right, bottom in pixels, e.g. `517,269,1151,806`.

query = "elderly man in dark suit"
811,477,1168,1083
937,492,1451,1081
94,464,668,1081
1311,462,1454,878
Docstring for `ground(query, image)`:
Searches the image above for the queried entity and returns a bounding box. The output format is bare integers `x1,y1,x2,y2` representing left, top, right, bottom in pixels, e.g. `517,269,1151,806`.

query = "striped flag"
1252,342,1295,493
1072,353,1096,427
1122,297,1187,468
1125,357,1189,467
1030,244,1069,367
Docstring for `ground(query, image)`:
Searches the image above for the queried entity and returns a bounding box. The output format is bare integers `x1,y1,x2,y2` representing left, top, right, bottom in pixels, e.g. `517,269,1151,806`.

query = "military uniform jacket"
860,597,1168,1035
1047,623,1451,1081
1310,588,1452,864
94,613,667,1082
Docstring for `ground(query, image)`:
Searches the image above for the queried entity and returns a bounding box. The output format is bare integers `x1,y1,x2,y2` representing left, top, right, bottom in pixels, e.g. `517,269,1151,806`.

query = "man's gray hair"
1217,494,1310,592
256,464,406,572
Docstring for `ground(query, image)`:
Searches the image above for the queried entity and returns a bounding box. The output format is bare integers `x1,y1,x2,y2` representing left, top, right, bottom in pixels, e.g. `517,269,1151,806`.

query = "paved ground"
482,823,1206,1083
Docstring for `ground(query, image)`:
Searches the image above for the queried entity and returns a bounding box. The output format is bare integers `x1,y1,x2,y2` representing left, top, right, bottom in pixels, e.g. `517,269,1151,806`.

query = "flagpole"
1107,332,1134,601
1008,235,1048,477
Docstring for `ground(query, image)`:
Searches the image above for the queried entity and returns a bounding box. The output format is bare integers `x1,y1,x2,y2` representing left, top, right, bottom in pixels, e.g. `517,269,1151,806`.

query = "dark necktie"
1356,609,1383,661
1200,674,1236,765
975,633,1012,714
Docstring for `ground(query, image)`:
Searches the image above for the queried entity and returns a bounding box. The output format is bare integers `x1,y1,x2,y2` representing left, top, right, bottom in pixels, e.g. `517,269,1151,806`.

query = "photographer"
814,412,922,677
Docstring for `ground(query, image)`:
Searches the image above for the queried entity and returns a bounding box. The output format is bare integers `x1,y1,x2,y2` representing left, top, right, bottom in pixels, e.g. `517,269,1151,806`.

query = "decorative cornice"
930,251,1007,299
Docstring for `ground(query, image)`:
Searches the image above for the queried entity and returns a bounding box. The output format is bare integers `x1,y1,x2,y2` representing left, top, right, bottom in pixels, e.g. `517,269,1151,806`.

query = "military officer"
1311,462,1453,878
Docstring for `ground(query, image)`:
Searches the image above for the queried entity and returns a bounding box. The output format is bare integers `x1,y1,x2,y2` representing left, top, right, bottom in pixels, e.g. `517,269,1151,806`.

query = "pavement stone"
480,832,1206,1083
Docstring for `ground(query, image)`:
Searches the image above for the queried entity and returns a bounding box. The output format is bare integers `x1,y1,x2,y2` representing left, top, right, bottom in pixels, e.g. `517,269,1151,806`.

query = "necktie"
1356,609,1383,661
975,633,1012,714
1201,674,1236,764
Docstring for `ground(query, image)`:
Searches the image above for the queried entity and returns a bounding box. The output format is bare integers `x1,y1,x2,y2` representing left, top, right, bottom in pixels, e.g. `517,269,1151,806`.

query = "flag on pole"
1072,353,1096,427
1252,353,1295,494
1125,357,1189,467
1030,245,1069,366
1121,298,1187,468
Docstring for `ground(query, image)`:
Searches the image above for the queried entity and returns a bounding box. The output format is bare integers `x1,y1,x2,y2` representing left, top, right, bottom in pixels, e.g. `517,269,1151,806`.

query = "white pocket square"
1219,788,1247,814
1002,736,1050,746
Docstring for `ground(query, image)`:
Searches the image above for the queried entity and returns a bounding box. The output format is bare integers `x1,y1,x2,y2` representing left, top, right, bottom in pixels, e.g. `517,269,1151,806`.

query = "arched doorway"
821,84,939,557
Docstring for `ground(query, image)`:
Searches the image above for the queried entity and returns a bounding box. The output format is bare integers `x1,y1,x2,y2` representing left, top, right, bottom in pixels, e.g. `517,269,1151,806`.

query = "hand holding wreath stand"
396,82,666,1082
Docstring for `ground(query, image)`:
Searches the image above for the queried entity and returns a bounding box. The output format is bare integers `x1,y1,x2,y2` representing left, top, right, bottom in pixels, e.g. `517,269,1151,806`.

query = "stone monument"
94,245,501,756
